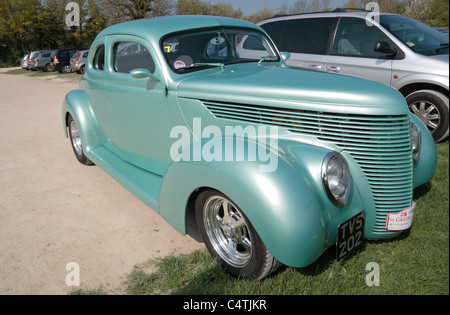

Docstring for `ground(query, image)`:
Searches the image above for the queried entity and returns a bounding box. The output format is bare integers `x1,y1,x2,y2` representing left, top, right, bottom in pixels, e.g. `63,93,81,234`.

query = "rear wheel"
196,190,281,280
67,115,93,165
62,64,72,74
406,90,449,142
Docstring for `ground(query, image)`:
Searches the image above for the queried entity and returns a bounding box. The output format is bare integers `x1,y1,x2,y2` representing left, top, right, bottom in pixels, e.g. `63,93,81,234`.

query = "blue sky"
209,0,345,15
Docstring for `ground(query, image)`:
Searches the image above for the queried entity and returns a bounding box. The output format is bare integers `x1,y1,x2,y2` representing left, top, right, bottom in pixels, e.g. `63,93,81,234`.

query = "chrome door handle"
326,66,341,73
308,64,322,70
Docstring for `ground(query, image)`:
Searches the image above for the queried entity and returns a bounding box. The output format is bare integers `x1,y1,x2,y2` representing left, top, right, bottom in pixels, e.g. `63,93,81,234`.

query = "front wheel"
406,90,449,142
67,115,93,165
196,190,281,280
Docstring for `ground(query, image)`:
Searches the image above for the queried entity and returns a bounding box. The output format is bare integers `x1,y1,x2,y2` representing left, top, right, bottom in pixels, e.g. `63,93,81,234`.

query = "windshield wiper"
191,63,224,70
432,43,449,55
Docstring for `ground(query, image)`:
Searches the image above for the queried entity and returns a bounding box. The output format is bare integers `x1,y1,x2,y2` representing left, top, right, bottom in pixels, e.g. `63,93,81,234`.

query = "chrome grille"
204,100,413,233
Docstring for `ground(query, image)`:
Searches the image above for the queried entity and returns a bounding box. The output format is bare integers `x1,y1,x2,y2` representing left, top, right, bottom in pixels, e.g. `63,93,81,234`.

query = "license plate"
336,211,365,260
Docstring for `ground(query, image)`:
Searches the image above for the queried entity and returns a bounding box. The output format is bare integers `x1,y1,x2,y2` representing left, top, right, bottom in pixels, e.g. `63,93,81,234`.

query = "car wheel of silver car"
67,115,93,165
406,90,449,142
44,64,51,72
80,65,86,74
196,190,281,280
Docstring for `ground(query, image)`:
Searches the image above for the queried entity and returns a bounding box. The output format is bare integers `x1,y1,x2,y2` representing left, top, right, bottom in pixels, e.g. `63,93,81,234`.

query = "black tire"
406,89,449,142
80,65,85,74
67,115,93,165
62,64,72,74
195,190,281,280
44,64,51,72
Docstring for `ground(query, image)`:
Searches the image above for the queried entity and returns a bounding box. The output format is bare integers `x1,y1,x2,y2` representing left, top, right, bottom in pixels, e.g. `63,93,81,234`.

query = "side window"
114,42,155,74
280,18,334,54
333,18,391,57
93,45,105,71
260,20,287,48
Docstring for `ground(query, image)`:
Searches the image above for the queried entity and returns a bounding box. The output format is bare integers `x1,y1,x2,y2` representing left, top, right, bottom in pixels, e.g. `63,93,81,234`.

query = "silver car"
30,50,52,72
259,10,449,142
21,54,29,69
70,50,89,74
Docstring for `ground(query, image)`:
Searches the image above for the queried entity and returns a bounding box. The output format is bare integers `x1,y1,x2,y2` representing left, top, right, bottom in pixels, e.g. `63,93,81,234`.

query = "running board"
88,146,162,212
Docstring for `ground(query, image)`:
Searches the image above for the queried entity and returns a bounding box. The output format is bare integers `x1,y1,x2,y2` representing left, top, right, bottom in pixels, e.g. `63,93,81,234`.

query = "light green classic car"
62,15,437,280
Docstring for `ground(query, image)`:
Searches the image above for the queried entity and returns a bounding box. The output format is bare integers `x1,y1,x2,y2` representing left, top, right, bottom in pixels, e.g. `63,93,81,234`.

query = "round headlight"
321,152,351,208
411,122,422,164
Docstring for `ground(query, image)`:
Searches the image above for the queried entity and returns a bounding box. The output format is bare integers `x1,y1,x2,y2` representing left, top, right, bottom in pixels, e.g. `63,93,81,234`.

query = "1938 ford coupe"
62,16,437,280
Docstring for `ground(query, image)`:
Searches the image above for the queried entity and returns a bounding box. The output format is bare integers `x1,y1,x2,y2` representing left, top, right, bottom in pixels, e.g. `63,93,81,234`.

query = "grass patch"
119,142,448,295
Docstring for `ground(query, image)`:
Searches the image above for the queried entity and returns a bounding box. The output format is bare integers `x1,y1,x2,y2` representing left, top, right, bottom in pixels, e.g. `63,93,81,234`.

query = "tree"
405,0,433,24
0,0,59,66
428,0,449,27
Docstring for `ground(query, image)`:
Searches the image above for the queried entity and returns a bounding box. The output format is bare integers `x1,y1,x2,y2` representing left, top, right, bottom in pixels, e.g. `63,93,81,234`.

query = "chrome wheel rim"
409,100,440,135
203,195,252,268
70,120,83,156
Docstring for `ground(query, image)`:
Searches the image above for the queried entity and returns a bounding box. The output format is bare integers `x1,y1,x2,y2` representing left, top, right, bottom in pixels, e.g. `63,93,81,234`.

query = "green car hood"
176,64,408,116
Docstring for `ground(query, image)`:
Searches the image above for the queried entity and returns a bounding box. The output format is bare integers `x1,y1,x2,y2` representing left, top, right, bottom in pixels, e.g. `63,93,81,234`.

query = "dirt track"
0,69,203,294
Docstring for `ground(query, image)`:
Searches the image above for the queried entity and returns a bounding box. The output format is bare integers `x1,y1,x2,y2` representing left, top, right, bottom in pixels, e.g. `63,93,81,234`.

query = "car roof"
260,9,397,23
97,15,259,42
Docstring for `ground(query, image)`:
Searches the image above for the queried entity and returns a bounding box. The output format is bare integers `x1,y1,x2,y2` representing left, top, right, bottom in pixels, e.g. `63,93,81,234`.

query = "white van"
258,9,449,142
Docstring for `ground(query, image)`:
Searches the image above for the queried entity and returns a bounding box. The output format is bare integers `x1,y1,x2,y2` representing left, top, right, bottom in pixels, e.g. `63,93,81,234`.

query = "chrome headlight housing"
411,122,422,164
321,152,351,208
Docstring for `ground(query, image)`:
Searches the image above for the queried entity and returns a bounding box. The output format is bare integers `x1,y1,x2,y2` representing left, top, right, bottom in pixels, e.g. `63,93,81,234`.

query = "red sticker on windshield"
174,60,186,69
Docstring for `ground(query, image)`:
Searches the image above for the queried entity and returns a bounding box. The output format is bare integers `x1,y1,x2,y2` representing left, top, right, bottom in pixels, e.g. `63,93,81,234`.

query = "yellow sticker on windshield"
406,42,415,47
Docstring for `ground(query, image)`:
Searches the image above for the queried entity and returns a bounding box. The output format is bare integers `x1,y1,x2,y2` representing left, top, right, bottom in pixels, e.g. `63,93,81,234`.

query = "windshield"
162,27,280,73
380,15,449,55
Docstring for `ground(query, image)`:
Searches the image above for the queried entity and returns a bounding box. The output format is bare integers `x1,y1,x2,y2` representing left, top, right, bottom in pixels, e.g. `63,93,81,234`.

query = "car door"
105,35,170,175
276,17,335,71
323,17,393,86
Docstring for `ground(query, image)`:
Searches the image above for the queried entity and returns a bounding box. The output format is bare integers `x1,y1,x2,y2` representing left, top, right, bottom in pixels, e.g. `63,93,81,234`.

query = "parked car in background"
49,48,87,73
62,16,436,280
258,9,449,142
21,54,29,69
29,50,52,71
70,50,89,74
26,51,43,70
435,27,449,36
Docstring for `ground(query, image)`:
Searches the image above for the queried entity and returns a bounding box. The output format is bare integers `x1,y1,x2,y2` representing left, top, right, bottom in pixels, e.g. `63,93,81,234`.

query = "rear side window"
93,45,105,71
279,17,334,54
113,42,155,74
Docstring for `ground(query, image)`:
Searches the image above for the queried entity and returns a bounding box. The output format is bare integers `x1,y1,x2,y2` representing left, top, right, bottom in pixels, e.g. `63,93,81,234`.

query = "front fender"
394,73,449,92
410,113,437,187
159,138,363,267
62,89,103,154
